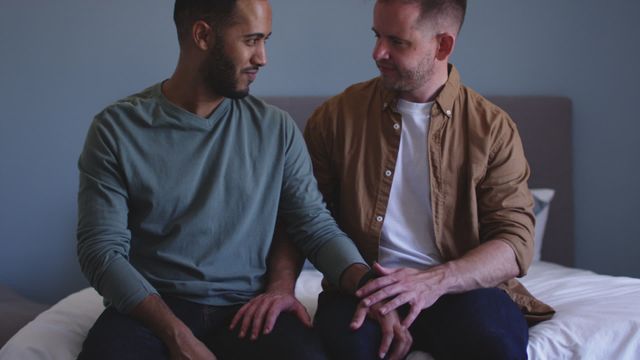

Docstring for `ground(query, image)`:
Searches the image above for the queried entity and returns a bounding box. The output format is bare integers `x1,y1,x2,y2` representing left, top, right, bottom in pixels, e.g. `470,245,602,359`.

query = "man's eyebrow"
371,28,408,43
243,32,272,39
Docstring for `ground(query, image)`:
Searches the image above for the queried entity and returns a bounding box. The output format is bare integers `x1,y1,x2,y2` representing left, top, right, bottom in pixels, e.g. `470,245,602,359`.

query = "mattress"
2,261,639,360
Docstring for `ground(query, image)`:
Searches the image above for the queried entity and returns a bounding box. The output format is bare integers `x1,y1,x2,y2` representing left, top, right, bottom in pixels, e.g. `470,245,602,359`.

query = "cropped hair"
380,0,467,33
173,0,238,45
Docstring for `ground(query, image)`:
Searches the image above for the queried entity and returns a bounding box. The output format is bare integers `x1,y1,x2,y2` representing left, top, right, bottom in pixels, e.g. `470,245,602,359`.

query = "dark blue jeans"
78,295,326,360
315,288,528,360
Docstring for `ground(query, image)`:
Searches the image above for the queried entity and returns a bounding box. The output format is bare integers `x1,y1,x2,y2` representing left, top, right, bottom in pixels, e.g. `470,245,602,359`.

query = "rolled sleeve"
477,118,535,276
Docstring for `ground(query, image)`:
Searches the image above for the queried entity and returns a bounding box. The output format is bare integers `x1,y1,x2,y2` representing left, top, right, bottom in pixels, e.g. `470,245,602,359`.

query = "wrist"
438,261,462,294
265,278,296,294
339,263,370,295
356,268,378,290
159,318,193,345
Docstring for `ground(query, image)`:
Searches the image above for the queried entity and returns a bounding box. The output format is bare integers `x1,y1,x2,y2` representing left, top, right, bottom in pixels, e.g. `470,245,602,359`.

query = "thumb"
293,302,313,327
373,262,396,275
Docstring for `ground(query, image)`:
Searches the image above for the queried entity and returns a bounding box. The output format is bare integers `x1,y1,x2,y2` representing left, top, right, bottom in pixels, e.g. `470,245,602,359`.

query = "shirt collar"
380,64,461,119
434,64,461,119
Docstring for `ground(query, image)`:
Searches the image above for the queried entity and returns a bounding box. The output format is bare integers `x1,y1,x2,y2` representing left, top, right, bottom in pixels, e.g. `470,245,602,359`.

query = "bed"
2,96,640,359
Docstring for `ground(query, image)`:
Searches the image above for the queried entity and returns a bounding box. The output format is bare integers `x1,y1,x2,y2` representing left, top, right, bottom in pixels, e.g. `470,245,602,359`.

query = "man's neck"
398,65,449,104
162,63,225,118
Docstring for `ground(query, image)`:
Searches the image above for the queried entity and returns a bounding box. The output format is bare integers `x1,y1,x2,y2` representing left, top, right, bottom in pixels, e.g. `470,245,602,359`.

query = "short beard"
380,54,435,95
201,38,250,99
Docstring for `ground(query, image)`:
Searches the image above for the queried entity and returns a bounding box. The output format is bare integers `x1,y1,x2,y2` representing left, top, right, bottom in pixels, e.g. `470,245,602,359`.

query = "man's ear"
192,20,215,51
435,32,456,61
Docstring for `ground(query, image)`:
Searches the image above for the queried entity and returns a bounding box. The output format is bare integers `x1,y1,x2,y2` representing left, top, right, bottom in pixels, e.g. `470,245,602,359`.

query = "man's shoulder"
234,95,304,140
308,77,383,125
94,83,160,126
241,94,289,118
458,85,514,127
239,95,295,129
328,77,383,106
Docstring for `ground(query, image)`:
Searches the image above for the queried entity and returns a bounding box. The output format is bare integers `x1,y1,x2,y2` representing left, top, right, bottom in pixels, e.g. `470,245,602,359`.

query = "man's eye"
246,39,258,46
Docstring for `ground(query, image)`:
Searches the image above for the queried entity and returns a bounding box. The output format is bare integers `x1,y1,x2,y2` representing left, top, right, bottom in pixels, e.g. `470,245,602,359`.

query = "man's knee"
215,312,327,360
463,330,527,360
78,308,168,360
413,288,528,360
314,292,380,359
270,312,327,360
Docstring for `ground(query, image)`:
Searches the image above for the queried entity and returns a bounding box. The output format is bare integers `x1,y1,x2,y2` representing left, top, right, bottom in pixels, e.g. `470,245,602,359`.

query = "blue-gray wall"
1,0,639,304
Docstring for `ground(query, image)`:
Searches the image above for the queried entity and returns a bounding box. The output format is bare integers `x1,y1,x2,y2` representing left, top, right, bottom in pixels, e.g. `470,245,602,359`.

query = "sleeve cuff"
98,257,159,313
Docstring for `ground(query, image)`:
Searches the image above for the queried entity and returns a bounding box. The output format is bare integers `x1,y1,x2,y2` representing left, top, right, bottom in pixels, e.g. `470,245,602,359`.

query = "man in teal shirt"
76,1,370,359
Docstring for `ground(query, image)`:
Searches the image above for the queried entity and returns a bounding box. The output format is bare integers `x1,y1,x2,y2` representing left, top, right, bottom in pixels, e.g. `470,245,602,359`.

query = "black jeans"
78,295,327,360
315,288,529,360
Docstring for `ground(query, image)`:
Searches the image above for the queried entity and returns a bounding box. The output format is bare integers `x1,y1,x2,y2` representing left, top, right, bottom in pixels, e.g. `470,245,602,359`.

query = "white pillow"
531,188,555,262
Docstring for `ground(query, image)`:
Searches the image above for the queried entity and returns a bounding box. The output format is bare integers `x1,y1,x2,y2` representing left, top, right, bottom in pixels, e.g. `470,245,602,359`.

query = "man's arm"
228,218,371,339
353,115,533,328
78,118,215,359
277,115,368,287
229,222,310,340
353,240,519,327
131,295,216,360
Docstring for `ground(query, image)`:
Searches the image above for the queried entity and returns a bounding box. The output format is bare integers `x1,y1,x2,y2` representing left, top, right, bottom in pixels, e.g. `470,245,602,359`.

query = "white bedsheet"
2,261,640,360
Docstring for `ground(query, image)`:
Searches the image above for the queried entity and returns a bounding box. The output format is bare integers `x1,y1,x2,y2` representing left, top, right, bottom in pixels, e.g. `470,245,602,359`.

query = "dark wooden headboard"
263,95,574,267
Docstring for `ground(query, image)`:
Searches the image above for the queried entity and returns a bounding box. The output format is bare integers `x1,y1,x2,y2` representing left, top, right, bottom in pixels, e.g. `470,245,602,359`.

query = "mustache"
376,61,396,69
241,66,261,73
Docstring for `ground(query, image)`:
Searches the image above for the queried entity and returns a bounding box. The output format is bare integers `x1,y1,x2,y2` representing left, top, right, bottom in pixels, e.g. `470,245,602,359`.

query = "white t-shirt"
379,99,442,269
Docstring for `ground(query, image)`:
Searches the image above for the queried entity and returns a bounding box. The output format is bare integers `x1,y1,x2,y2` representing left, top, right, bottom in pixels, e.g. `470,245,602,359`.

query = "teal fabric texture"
77,83,365,313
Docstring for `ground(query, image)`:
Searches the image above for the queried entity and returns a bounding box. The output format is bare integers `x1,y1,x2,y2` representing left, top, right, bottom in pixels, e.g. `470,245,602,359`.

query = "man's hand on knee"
229,291,311,340
350,301,412,360
355,262,447,328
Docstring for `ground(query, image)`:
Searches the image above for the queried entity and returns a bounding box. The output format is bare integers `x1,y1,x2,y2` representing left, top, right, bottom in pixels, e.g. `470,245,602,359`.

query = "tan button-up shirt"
304,65,554,323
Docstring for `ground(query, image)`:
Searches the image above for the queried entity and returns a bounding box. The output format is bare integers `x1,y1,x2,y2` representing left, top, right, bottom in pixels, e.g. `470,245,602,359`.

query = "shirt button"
445,110,452,116
376,216,384,222
393,123,400,130
384,170,392,177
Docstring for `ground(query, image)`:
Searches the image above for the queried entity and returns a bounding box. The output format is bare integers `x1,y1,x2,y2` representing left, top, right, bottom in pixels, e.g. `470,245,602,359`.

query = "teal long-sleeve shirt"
77,83,365,313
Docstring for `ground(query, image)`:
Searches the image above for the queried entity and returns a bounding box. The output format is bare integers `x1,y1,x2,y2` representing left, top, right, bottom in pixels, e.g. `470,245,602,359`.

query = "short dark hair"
173,0,238,45
380,0,467,33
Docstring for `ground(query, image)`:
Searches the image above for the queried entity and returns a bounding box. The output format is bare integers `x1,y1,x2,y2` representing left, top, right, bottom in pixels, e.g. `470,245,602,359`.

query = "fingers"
378,316,394,359
377,292,411,315
372,262,396,276
232,294,307,340
250,299,271,340
290,301,312,328
239,299,259,339
388,327,412,360
401,304,421,328
361,282,408,308
356,275,398,298
350,303,369,330
229,301,251,330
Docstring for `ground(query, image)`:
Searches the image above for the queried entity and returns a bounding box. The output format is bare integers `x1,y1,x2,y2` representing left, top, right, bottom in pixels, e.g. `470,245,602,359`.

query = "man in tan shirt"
303,0,554,359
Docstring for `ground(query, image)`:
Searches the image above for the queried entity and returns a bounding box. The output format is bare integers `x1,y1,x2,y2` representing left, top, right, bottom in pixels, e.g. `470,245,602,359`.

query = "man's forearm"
130,295,216,359
130,294,192,345
265,224,305,293
268,224,370,296
440,239,520,294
